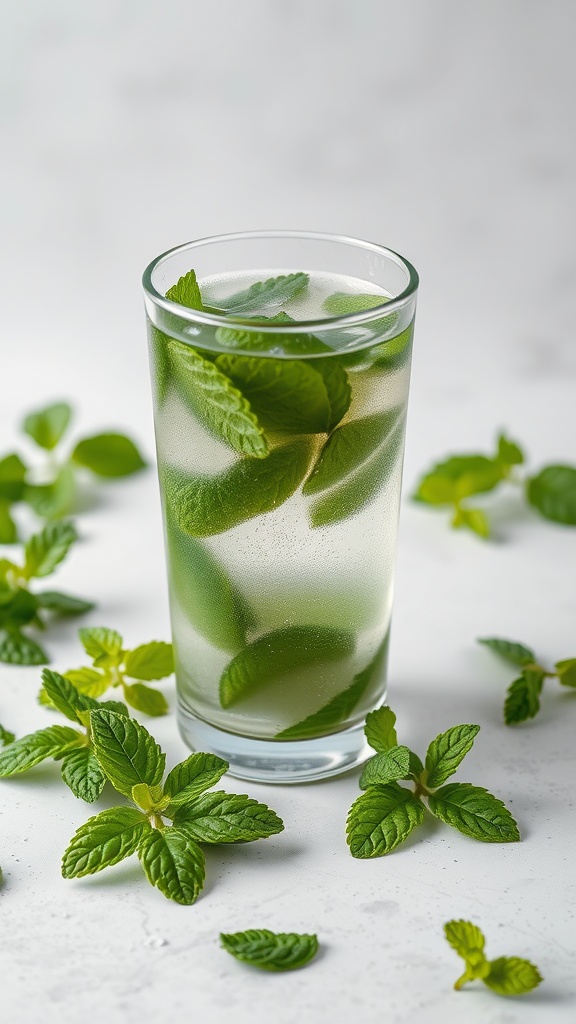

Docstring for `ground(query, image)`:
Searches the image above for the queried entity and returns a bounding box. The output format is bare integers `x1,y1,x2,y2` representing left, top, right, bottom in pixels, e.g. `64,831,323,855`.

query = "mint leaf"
346,782,425,858
165,438,313,538
428,783,520,842
215,324,329,357
62,806,151,878
425,724,480,788
131,783,168,813
414,455,503,505
64,667,109,697
452,506,490,539
60,747,106,803
0,725,82,776
137,826,206,905
148,325,171,407
89,710,165,796
218,273,309,314
370,323,414,369
221,930,318,972
444,919,486,964
504,670,544,724
309,416,405,528
215,354,332,434
0,629,48,665
484,956,543,996
364,705,398,752
478,637,536,667
303,409,401,496
124,642,174,681
24,464,76,520
496,433,524,468
556,658,576,688
79,626,123,662
359,746,418,789
0,501,17,544
41,668,99,723
72,434,146,477
35,591,94,616
166,521,255,652
0,723,15,746
23,521,77,579
323,292,390,317
22,402,72,451
122,682,169,717
310,358,351,430
219,625,355,708
276,641,387,740
165,269,202,309
163,752,229,807
527,464,576,525
167,341,268,458
173,792,284,843
0,589,38,628
0,453,27,502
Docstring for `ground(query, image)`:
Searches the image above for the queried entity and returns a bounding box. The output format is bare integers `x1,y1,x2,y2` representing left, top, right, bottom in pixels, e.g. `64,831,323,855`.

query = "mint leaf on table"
62,710,284,904
167,341,269,458
0,723,15,746
221,930,319,972
22,402,72,451
121,683,169,717
346,708,519,858
477,637,536,666
503,671,544,724
34,591,94,616
123,642,174,681
215,354,332,434
0,723,83,777
276,640,387,740
216,273,309,315
303,409,401,496
24,464,76,521
164,438,313,537
444,919,542,995
23,521,77,579
526,464,576,525
71,433,146,477
79,626,123,662
219,625,355,708
165,269,203,309
0,453,27,502
478,635,573,724
59,746,107,803
0,629,48,665
555,658,576,688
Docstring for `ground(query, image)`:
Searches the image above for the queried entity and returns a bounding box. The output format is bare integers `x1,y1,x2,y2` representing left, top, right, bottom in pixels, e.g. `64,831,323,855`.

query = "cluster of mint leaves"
40,625,174,717
0,400,145,539
346,706,519,858
0,521,93,664
479,636,576,724
444,920,542,995
413,433,576,538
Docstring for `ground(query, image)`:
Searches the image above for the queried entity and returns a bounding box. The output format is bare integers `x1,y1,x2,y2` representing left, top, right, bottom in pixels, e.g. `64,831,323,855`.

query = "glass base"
177,701,373,784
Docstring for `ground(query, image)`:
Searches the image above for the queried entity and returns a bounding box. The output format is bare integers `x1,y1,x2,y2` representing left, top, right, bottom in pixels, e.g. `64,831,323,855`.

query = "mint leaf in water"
221,930,319,972
526,464,576,525
310,357,351,430
478,636,574,724
219,625,355,708
165,269,203,309
444,919,542,995
71,433,146,477
218,273,309,314
303,409,401,496
22,402,72,451
215,354,332,434
323,292,390,317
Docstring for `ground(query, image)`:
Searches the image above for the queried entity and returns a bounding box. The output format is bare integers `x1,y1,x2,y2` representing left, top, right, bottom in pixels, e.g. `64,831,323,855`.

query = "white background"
1,2,575,1021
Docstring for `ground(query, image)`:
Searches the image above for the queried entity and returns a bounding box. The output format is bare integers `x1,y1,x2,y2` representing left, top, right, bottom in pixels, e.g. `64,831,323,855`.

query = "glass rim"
141,229,419,332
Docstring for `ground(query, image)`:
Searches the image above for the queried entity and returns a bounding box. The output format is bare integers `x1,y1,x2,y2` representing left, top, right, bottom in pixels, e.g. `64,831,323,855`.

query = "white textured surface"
1,2,575,1021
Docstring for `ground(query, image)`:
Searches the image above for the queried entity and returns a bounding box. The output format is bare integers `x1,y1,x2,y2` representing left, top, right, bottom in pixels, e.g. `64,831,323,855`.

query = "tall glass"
143,232,418,782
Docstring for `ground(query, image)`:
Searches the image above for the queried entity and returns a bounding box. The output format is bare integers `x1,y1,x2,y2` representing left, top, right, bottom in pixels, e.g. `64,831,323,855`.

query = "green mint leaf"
452,506,490,539
555,657,576,688
148,325,171,407
370,324,414,370
0,588,38,629
0,501,17,544
122,682,169,717
72,433,146,478
219,625,355,709
215,323,329,357
303,409,401,496
414,455,503,505
137,826,206,905
24,464,76,520
425,724,480,788
167,341,268,458
62,806,151,878
309,417,405,528
346,782,425,858
217,273,309,314
309,358,351,430
173,792,284,843
99,699,130,717
276,641,387,740
221,930,318,972
23,521,77,580
165,269,203,309
215,354,332,434
428,783,520,842
478,636,536,667
0,723,15,746
124,641,174,681
60,747,106,803
166,521,255,652
0,453,27,502
504,670,544,724
0,725,82,776
163,752,229,807
64,667,109,698
89,709,165,796
444,919,486,967
484,956,543,996
35,591,94,616
0,629,48,665
79,626,123,662
41,668,99,723
323,292,390,317
364,705,398,752
526,464,576,525
131,783,168,812
496,433,524,468
359,746,413,788
165,438,313,538
22,402,72,451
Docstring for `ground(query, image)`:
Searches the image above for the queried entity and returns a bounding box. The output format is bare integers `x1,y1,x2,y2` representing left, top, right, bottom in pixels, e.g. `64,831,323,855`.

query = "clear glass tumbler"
142,231,418,782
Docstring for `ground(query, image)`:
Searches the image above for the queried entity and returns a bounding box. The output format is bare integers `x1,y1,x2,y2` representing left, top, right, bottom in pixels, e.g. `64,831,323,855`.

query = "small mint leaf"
526,464,576,525
79,626,123,662
0,725,83,777
62,806,151,878
72,433,146,478
221,930,318,972
23,521,77,579
504,670,544,725
123,682,169,717
137,826,206,905
163,752,229,807
165,269,203,309
173,791,284,843
217,273,309,315
359,746,413,789
425,724,480,789
89,710,165,796
60,747,106,803
428,783,520,843
555,658,576,688
346,783,425,858
123,641,174,681
484,956,543,996
478,637,536,667
364,706,398,753
22,402,72,451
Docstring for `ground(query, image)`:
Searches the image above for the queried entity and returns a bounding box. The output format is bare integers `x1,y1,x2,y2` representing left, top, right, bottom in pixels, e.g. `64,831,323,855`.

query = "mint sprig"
444,920,542,995
346,708,519,857
62,710,284,904
478,636,576,724
0,522,93,665
221,929,319,972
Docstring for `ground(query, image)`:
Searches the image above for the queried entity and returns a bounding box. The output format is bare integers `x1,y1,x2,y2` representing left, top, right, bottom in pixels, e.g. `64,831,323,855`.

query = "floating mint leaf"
22,402,72,451
370,323,414,370
215,354,331,434
526,464,576,525
165,269,203,309
217,273,309,314
309,357,351,430
221,929,319,972
323,292,391,317
71,433,146,477
346,782,425,858
428,783,520,842
219,625,355,708
215,324,330,357
303,409,401,496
